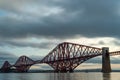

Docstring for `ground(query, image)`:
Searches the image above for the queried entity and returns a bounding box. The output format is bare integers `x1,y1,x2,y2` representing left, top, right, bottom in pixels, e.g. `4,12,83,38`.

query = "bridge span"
0,42,120,73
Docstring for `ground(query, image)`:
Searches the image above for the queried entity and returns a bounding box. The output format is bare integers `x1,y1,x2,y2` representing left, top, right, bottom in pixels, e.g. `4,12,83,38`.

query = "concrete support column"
102,47,111,73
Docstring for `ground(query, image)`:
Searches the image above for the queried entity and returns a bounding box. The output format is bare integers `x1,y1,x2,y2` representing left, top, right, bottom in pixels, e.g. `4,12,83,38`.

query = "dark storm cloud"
0,0,120,39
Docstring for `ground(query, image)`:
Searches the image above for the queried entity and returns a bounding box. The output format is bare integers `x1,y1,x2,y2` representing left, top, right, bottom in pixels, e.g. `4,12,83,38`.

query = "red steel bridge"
0,42,120,73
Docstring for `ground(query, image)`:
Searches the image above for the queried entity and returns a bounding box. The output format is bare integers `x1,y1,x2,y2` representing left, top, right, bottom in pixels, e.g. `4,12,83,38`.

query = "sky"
1,0,120,68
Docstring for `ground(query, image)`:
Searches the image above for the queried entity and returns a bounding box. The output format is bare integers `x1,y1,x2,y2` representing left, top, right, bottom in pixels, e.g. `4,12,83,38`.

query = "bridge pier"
102,47,111,73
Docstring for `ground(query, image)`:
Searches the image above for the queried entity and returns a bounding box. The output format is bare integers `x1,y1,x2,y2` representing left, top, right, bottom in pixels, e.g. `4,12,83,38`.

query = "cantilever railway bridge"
0,42,120,73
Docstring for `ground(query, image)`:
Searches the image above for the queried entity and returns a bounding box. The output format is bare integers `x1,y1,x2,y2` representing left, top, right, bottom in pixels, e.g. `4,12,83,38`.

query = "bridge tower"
14,56,35,72
102,47,111,73
1,61,11,72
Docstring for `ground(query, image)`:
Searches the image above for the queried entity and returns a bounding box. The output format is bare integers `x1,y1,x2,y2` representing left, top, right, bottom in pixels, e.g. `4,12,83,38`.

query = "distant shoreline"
1,69,120,73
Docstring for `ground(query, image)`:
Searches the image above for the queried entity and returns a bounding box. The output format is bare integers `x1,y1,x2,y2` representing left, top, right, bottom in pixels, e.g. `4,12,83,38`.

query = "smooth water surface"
0,72,120,80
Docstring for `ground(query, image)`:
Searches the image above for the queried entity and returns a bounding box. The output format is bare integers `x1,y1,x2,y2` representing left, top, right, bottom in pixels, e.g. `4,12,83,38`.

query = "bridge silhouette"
0,42,120,73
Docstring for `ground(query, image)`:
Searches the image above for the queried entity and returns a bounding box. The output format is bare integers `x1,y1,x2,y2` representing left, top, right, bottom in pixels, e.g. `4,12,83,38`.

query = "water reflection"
18,74,31,80
103,73,111,80
0,72,119,80
50,72,103,80
50,73,72,80
51,72,112,80
1,73,11,80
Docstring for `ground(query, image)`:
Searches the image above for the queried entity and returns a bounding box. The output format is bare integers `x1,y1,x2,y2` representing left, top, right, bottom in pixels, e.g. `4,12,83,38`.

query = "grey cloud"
89,40,106,46
98,41,105,45
0,40,56,49
29,55,44,61
0,51,17,67
0,0,120,39
85,56,120,64
112,40,120,46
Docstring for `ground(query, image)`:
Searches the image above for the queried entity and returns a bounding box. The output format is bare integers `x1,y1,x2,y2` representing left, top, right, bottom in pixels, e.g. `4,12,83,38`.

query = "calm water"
0,72,120,80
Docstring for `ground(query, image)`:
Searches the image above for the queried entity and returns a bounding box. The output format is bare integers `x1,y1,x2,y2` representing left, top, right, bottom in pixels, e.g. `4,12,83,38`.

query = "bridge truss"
0,42,120,72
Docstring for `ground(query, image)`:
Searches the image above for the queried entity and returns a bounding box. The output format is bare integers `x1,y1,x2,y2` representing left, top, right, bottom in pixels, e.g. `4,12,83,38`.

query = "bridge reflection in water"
0,72,114,80
0,42,120,73
50,73,111,80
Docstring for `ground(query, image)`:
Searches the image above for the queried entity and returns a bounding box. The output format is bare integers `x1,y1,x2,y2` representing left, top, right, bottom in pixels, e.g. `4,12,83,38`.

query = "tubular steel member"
2,42,118,73
1,61,11,72
14,55,35,72
102,47,111,73
41,42,102,72
110,51,120,56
